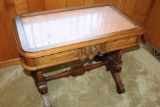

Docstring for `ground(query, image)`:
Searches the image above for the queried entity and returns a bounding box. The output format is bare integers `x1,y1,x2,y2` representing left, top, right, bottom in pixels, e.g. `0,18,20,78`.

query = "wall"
0,0,152,67
145,0,160,50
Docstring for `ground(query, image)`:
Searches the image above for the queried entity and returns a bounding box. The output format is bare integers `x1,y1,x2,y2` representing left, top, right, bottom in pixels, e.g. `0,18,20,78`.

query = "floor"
143,43,160,61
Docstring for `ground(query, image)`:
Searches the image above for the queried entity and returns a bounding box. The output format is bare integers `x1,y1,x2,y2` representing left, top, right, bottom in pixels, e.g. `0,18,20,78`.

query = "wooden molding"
0,58,21,68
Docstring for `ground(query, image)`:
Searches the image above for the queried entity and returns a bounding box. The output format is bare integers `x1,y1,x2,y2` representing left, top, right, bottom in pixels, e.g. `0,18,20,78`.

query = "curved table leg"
31,70,52,107
98,50,125,94
109,50,125,94
110,71,125,94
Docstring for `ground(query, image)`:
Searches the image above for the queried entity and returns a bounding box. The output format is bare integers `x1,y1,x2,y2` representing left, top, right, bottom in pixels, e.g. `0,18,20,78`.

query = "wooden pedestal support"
31,50,125,107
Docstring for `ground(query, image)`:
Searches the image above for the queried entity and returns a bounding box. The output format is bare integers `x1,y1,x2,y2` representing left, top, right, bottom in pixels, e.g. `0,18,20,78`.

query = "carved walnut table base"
14,4,144,107
31,50,124,107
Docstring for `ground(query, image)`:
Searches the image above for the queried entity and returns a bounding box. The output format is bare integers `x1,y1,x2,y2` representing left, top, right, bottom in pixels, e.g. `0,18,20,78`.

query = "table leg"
106,50,125,94
110,71,125,94
95,50,125,94
31,70,52,107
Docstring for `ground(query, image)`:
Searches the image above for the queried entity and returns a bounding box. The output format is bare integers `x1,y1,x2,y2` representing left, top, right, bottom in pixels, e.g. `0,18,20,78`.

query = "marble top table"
14,4,144,107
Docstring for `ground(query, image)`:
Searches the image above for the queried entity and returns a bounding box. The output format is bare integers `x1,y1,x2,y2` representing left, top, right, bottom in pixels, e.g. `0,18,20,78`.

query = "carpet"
0,46,160,107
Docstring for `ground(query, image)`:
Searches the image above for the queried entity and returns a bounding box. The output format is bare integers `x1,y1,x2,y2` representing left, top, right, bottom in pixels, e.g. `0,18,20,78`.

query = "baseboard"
0,58,21,68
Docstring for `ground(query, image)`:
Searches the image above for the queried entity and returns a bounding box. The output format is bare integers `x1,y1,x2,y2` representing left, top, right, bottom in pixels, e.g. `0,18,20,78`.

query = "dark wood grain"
27,0,45,12
144,0,160,50
123,0,136,17
14,0,28,15
117,0,126,11
67,0,84,7
132,0,152,25
45,0,66,10
84,0,94,5
149,3,160,46
0,14,12,61
4,0,19,59
144,0,158,41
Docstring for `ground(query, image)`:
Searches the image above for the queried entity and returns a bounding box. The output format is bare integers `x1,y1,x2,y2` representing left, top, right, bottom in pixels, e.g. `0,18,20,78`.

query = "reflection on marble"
22,6,135,49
